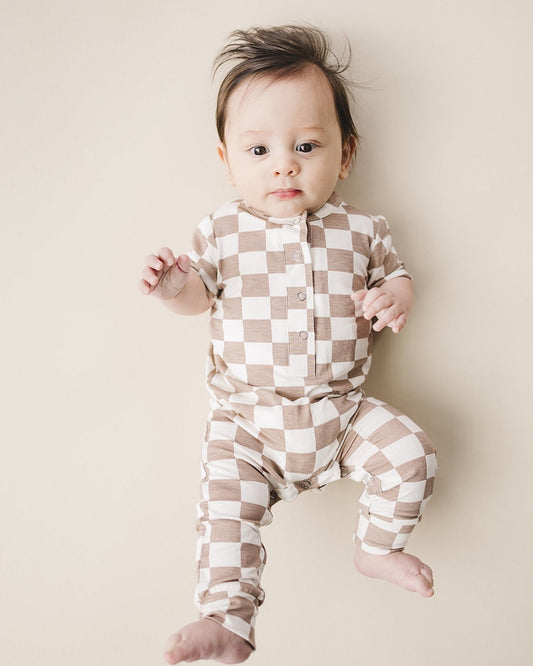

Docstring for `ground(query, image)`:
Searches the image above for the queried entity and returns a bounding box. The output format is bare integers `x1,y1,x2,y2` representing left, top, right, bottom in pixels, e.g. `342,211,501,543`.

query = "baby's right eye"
250,145,268,156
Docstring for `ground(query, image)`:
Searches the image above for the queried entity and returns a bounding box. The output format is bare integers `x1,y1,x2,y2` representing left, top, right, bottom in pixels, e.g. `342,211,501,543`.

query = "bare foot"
353,548,435,597
164,619,253,664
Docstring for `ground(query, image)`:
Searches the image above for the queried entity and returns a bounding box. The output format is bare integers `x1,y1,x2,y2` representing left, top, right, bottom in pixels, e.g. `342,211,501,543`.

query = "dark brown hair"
213,25,359,153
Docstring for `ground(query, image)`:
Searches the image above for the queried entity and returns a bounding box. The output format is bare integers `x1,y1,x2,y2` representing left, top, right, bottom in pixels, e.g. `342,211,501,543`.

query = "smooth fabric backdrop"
2,1,532,665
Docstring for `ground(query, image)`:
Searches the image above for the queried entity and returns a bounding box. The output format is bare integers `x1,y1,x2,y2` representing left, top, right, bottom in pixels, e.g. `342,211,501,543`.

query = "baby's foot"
353,548,434,597
164,619,252,664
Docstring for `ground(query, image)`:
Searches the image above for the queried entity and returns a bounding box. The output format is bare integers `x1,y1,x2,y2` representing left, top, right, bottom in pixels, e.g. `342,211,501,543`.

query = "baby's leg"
165,416,272,663
340,397,437,596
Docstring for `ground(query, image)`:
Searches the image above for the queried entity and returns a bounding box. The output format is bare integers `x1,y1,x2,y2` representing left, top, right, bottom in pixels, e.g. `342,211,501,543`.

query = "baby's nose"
273,154,300,176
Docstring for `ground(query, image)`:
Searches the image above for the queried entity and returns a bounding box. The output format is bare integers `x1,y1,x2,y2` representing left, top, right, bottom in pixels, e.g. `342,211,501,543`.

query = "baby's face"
218,67,354,218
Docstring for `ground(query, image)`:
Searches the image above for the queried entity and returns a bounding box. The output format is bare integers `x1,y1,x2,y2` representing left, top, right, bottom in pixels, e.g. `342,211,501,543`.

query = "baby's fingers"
350,289,368,317
363,292,394,321
139,277,153,295
141,263,160,284
389,313,407,334
139,248,176,295
373,309,406,333
139,265,161,295
145,248,175,271
351,289,367,302
145,253,164,272
156,247,177,268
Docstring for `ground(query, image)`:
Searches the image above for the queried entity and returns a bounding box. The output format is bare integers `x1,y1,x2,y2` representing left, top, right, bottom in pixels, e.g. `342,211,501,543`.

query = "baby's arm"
351,277,413,334
139,247,213,315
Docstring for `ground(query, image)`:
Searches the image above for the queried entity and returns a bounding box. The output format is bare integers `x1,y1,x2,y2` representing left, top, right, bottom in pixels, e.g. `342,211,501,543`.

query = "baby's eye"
296,142,317,153
250,145,268,156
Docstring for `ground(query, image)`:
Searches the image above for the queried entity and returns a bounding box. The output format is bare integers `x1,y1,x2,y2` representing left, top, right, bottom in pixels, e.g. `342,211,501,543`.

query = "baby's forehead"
230,65,333,101
224,67,337,126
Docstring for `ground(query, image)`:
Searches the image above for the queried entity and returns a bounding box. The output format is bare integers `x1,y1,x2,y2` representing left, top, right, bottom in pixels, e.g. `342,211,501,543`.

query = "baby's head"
214,25,359,218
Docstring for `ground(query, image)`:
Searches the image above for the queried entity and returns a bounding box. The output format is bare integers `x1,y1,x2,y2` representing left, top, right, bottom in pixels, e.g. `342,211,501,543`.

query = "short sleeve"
367,215,412,288
186,215,219,297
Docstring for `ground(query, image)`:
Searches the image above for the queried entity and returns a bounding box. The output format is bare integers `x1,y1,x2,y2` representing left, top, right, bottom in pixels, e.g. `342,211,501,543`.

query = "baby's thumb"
350,289,366,301
175,254,191,273
351,289,367,318
168,253,191,294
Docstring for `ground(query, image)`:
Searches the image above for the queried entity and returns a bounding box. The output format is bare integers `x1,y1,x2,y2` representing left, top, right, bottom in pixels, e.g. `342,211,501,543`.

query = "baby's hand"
351,286,408,334
139,248,191,300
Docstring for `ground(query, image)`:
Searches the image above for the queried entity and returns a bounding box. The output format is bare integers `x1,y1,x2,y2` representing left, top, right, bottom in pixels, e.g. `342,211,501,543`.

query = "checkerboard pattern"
195,415,273,649
188,193,410,407
195,399,436,647
186,194,433,647
187,194,412,488
339,397,438,554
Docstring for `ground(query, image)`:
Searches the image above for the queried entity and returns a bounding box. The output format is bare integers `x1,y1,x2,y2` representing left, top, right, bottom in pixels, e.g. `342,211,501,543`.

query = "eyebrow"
238,126,327,138
238,130,267,138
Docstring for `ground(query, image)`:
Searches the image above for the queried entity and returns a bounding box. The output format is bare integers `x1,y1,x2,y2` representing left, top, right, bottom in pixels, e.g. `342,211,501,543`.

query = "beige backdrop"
2,1,532,664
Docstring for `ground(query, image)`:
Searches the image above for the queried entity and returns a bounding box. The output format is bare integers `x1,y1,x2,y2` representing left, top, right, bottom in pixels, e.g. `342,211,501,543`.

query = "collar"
238,192,342,225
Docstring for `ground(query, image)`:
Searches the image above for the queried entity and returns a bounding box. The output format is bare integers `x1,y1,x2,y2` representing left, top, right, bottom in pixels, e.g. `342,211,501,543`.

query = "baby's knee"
393,428,437,483
389,434,437,512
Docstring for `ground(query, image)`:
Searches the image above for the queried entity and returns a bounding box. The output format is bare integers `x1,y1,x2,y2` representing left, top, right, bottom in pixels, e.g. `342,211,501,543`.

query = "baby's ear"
217,143,235,186
338,136,357,180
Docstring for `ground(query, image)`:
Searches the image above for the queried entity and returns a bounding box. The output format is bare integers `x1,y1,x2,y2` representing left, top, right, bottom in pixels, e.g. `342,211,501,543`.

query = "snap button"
294,251,302,262
297,291,307,301
299,331,309,340
300,480,311,489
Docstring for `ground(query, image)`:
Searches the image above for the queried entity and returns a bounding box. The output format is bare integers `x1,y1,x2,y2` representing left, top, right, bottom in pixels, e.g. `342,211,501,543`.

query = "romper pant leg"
195,414,273,650
340,397,437,554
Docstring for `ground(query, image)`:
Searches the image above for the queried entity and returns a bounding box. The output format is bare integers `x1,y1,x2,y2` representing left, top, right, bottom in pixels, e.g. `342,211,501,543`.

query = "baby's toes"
420,565,434,587
413,569,434,597
164,635,198,664
402,566,434,596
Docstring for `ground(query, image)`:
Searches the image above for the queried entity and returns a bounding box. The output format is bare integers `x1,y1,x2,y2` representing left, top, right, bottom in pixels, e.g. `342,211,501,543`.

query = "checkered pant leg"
195,418,273,650
340,397,437,554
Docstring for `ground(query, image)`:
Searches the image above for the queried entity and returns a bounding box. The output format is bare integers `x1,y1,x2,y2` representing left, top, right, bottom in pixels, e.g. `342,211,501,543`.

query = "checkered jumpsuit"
187,194,437,648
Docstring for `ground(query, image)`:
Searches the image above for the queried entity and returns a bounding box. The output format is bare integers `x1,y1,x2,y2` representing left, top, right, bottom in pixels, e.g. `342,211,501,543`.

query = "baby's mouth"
271,188,302,199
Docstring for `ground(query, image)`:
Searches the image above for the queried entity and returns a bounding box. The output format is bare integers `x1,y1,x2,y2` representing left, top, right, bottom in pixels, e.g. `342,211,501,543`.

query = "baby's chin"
262,196,305,218
244,191,331,219
247,202,305,220
266,197,333,219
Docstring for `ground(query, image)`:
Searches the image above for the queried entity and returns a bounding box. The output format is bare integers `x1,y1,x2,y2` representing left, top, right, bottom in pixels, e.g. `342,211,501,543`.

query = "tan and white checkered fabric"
188,192,411,466
196,399,437,648
186,193,436,648
339,398,437,554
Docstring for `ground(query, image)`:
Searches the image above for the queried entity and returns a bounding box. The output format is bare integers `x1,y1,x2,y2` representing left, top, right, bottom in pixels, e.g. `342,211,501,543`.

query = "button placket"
282,214,315,377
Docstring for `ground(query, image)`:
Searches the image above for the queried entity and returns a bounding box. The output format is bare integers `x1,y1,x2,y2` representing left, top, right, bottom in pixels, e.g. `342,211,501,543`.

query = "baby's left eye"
296,142,317,153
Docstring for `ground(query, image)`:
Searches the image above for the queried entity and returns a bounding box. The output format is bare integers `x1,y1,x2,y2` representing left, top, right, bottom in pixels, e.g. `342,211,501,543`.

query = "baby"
140,25,437,664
